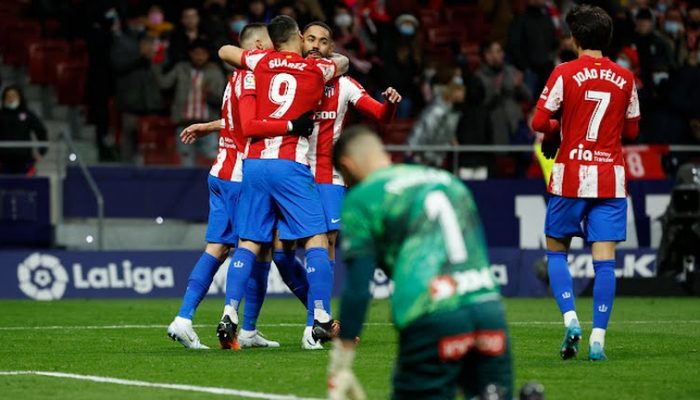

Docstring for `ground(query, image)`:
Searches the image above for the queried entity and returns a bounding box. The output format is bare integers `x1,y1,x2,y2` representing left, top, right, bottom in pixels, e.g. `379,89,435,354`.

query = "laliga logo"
17,253,69,301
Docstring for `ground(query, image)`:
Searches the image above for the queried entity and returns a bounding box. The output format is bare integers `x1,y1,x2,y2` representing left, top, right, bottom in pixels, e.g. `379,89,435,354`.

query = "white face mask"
334,13,352,29
616,58,631,70
4,100,19,110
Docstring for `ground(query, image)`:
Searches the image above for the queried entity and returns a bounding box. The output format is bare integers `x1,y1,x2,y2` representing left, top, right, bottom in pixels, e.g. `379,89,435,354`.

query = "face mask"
334,13,352,28
4,100,19,110
230,20,247,34
148,12,164,25
653,71,669,85
616,58,631,69
664,21,682,35
452,76,464,85
399,24,415,36
657,3,667,13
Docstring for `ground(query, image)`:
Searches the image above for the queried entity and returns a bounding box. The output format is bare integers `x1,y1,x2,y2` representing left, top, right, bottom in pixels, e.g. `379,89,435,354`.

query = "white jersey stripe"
551,163,565,196
577,165,598,198
614,165,626,198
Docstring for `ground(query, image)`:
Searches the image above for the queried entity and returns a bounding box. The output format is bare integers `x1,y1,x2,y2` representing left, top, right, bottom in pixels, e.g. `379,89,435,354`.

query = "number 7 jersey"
537,55,640,198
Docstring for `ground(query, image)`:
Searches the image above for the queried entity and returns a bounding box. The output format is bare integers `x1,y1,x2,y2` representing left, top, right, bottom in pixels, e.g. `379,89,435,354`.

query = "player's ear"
255,39,263,50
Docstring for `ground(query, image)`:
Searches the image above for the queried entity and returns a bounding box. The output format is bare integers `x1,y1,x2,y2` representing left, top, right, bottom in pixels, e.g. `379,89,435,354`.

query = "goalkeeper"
327,126,513,400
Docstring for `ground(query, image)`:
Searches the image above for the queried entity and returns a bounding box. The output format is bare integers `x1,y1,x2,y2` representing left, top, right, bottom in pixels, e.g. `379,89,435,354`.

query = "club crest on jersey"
324,84,335,98
243,73,255,90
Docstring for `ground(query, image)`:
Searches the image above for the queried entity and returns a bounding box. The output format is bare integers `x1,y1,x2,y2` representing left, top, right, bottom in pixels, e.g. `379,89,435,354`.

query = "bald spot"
342,131,386,165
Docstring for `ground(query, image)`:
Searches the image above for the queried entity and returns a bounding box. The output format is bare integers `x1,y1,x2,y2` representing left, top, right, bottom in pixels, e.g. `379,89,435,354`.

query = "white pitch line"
1,320,699,331
0,370,324,400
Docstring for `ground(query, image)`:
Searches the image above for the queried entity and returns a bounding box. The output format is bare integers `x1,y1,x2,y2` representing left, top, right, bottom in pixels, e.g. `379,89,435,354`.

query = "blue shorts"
545,195,627,243
317,184,346,232
204,175,241,245
236,159,327,242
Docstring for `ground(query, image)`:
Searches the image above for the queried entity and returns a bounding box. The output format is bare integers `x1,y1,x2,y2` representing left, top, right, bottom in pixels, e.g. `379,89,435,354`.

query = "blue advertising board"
0,248,658,300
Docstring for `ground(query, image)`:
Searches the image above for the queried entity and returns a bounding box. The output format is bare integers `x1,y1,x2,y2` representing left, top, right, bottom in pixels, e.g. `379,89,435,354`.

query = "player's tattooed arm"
330,52,350,77
179,119,223,144
218,45,244,68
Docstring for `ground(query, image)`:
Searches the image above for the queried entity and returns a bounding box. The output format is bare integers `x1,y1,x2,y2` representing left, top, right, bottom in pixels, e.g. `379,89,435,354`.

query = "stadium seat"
2,20,41,66
55,60,87,105
381,120,415,162
136,116,176,152
27,39,70,85
419,9,441,28
426,27,454,47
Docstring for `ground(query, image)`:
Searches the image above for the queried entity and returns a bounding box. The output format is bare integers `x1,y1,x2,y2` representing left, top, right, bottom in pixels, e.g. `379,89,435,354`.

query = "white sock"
239,328,255,338
563,311,579,327
314,309,331,324
175,316,192,326
223,305,239,325
304,326,313,336
590,328,606,347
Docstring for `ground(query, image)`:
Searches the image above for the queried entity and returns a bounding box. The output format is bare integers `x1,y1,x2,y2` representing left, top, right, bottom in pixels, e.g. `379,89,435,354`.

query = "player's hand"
328,370,366,400
541,134,561,160
180,124,208,144
328,340,365,400
381,87,402,104
289,111,315,137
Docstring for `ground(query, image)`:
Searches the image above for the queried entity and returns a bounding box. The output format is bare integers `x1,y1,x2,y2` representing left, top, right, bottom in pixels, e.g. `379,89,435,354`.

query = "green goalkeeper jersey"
341,164,500,330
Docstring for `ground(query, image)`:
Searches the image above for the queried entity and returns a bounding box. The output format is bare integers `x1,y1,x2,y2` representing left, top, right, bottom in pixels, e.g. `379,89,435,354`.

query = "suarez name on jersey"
537,55,640,199
210,68,255,182
241,49,336,165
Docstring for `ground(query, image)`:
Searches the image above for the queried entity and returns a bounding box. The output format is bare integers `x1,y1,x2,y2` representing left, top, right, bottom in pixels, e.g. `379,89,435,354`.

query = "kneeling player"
327,126,513,400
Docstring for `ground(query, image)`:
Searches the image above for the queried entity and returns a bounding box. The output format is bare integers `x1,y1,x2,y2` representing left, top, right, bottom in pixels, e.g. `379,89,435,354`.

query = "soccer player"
215,15,349,349
327,126,513,399
268,21,402,350
167,23,310,349
532,5,640,361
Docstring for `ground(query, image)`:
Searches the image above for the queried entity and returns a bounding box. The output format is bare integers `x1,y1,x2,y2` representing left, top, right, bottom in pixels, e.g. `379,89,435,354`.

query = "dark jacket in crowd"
110,32,164,114
0,101,48,174
507,5,557,72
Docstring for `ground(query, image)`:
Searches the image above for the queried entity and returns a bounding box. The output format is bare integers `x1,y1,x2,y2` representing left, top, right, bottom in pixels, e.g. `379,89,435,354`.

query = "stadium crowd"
1,0,699,169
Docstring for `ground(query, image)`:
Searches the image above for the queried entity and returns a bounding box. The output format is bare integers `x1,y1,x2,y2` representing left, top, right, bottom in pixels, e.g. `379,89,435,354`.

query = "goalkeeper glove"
541,134,561,160
328,340,366,400
289,111,315,137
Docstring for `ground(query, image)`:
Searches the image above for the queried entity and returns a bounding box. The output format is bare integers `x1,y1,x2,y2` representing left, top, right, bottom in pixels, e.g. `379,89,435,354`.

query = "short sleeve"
313,58,336,83
537,68,564,113
340,191,376,260
241,49,267,71
340,76,366,105
626,81,641,120
240,70,256,97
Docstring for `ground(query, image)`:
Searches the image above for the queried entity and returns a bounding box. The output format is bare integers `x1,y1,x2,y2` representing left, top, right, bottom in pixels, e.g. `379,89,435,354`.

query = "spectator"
248,0,272,23
331,4,372,84
660,8,688,68
407,82,465,167
507,0,558,96
152,39,225,166
688,4,700,53
380,13,423,117
200,0,229,54
111,30,165,163
0,86,48,175
633,8,675,90
476,40,532,145
669,45,700,136
616,46,644,88
166,5,208,71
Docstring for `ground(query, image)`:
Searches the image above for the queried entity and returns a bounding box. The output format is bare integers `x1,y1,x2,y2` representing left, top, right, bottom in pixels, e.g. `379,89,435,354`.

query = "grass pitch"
0,297,699,399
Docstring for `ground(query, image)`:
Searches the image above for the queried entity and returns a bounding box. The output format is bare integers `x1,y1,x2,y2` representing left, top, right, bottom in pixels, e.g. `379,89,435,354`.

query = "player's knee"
205,243,230,261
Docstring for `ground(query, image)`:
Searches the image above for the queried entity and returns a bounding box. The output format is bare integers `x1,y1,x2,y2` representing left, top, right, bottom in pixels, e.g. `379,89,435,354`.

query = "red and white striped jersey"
241,49,336,165
209,68,256,182
537,55,640,198
308,76,366,185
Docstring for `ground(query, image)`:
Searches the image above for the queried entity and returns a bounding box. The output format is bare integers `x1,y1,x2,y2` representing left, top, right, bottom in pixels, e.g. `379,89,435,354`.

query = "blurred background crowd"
1,0,699,176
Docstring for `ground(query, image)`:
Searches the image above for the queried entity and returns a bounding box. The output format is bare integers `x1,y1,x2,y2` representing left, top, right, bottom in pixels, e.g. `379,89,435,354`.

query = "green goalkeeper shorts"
392,301,513,400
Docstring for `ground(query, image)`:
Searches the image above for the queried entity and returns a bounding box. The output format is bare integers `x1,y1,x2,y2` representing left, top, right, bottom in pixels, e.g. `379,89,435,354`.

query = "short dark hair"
566,5,613,51
332,125,377,172
479,39,500,56
188,38,210,52
239,22,267,45
303,21,333,37
267,15,299,47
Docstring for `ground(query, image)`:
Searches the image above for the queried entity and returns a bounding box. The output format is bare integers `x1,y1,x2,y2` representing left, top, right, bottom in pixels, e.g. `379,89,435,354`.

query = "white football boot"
301,327,324,350
238,330,280,348
167,316,209,349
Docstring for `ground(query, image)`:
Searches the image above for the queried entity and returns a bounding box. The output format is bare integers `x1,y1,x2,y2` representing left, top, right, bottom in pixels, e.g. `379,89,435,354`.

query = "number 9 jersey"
537,55,640,199
240,49,336,165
